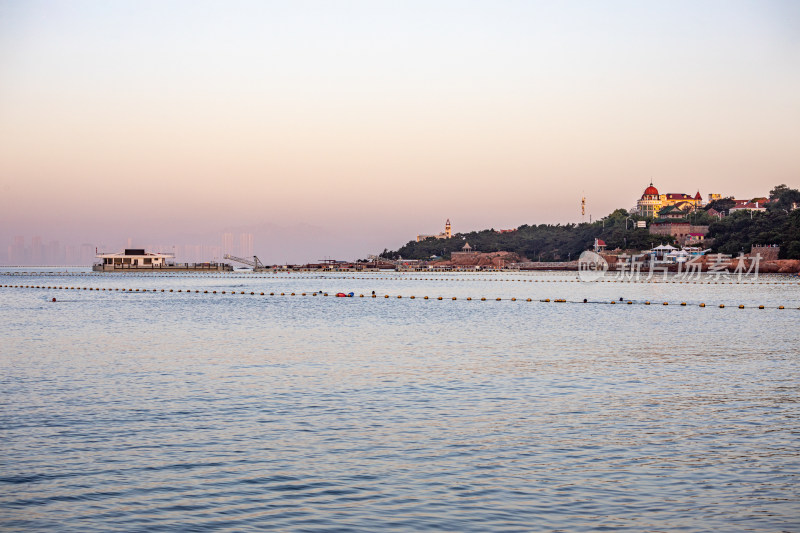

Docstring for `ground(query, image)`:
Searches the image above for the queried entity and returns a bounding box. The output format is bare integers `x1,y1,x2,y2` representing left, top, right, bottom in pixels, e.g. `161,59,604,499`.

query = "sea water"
1,269,798,531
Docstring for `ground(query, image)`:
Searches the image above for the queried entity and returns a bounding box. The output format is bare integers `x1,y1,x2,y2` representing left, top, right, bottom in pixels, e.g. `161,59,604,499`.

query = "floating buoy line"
1,284,796,310
1,271,798,285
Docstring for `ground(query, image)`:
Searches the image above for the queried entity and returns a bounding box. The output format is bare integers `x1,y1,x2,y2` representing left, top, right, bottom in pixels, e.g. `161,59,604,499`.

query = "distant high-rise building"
31,236,43,265
80,244,95,266
65,245,79,265
9,236,26,264
239,233,254,257
222,232,234,256
46,241,62,265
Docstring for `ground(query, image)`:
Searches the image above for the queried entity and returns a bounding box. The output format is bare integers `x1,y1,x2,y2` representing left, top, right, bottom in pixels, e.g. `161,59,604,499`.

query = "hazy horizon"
2,0,799,264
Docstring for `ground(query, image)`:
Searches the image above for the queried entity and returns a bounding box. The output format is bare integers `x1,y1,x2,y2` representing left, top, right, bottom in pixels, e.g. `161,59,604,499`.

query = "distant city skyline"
1,1,798,264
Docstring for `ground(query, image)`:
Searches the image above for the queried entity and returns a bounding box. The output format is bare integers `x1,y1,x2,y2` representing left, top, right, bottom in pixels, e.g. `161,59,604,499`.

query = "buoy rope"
1,284,796,310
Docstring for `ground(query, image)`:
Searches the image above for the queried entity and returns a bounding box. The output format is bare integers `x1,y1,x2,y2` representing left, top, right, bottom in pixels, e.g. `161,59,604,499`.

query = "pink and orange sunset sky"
1,0,799,264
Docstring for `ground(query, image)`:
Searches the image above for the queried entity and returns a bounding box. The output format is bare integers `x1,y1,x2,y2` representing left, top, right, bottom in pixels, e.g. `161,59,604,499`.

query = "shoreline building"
636,182,703,218
649,222,710,246
417,219,453,242
94,248,232,271
95,248,173,269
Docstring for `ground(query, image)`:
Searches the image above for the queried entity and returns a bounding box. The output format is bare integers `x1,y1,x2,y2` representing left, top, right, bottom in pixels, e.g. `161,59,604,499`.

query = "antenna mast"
581,194,586,222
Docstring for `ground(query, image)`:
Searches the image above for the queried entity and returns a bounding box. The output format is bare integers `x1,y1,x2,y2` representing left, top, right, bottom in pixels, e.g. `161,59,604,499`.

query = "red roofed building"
686,232,706,244
730,201,766,214
665,193,694,201
594,238,607,252
636,183,703,217
637,182,662,217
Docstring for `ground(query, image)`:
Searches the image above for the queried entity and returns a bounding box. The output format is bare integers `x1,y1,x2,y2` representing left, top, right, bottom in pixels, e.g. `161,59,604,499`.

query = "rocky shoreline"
601,255,800,274
431,250,800,273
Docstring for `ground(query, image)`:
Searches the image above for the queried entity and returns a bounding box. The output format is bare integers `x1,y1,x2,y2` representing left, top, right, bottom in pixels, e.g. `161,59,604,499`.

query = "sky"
1,0,799,264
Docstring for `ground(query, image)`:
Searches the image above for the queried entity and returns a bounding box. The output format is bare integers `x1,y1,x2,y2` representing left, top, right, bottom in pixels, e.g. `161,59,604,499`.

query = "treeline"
382,209,674,261
707,185,800,258
381,184,800,261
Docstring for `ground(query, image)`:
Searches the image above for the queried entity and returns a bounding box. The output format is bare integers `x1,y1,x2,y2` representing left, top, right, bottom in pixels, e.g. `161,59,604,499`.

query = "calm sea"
1,269,799,532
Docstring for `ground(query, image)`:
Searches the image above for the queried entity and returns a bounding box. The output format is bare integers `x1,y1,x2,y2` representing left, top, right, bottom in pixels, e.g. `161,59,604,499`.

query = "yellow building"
637,183,662,217
417,219,452,242
636,182,703,218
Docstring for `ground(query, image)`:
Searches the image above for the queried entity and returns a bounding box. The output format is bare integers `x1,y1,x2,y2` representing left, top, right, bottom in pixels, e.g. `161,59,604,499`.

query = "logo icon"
577,250,608,282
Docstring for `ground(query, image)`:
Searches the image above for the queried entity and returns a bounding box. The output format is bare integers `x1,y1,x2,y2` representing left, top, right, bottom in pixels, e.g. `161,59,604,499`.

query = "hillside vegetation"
382,185,800,261
382,209,671,261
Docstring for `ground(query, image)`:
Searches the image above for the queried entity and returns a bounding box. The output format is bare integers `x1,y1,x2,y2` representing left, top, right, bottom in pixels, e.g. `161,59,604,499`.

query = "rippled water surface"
2,269,799,531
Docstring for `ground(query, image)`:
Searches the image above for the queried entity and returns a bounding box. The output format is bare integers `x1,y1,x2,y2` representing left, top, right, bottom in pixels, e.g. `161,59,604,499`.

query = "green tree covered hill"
381,185,800,261
707,185,800,258
382,209,672,261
